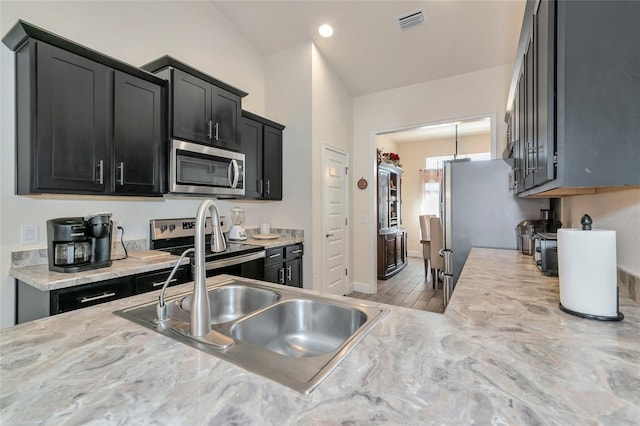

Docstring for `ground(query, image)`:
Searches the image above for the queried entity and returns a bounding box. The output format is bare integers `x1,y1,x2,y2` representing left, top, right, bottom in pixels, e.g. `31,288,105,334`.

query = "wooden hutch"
377,162,407,279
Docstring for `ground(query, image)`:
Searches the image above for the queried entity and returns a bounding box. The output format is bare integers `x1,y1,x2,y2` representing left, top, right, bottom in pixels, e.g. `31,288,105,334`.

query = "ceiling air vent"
396,9,425,32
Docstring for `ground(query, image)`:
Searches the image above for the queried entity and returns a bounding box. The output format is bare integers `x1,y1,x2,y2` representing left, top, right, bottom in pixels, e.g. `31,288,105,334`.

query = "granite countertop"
9,237,303,291
244,235,304,249
1,248,638,424
8,254,191,292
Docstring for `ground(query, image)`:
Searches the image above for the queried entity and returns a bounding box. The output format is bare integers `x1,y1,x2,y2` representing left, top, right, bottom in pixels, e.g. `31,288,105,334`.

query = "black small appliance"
534,232,558,276
47,213,113,272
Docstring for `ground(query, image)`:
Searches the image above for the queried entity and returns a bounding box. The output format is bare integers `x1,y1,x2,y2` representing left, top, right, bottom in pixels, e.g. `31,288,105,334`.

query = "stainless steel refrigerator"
439,159,549,304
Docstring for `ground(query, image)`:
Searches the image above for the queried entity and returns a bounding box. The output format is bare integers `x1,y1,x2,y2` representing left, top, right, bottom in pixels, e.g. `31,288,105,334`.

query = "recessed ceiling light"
318,24,334,38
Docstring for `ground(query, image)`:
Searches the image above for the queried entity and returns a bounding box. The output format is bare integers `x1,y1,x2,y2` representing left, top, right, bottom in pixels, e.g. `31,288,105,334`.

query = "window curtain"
420,168,442,216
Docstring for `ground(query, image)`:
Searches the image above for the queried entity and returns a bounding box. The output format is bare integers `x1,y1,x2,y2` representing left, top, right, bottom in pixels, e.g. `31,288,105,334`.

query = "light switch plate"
21,225,39,245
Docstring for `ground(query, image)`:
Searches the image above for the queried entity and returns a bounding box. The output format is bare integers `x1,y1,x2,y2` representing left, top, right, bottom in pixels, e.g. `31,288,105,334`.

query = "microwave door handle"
228,159,240,189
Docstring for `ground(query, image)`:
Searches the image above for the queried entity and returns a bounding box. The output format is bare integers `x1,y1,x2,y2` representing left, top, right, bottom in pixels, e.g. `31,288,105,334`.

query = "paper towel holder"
558,214,624,321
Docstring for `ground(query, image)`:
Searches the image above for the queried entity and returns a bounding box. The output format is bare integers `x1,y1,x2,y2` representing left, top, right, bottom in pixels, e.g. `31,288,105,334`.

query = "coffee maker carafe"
47,212,113,273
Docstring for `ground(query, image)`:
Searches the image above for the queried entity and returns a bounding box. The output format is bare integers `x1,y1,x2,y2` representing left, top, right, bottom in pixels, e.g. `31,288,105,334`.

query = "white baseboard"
352,281,374,294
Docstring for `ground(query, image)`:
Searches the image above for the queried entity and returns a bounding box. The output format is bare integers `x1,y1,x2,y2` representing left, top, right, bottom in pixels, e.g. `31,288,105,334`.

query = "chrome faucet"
155,247,194,323
191,199,226,337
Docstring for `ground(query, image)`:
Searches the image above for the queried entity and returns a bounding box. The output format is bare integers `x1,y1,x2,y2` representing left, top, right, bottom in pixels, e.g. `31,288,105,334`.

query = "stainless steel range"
150,218,265,279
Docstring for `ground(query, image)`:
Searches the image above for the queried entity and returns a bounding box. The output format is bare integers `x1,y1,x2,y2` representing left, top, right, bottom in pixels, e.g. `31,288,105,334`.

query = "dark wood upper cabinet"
141,56,247,152
113,71,164,195
240,116,264,199
263,125,283,200
3,21,167,197
172,69,212,145
30,41,112,194
506,0,640,197
240,111,285,200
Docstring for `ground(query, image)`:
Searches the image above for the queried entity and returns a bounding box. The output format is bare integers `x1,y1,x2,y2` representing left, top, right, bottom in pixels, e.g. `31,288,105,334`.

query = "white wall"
561,189,640,277
264,43,313,289
352,64,513,292
0,1,295,327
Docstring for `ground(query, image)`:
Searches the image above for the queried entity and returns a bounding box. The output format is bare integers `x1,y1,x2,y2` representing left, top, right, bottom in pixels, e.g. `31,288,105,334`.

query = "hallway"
347,257,444,313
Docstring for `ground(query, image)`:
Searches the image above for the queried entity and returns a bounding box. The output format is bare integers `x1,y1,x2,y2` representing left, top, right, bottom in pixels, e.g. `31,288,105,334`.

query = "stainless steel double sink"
114,279,388,394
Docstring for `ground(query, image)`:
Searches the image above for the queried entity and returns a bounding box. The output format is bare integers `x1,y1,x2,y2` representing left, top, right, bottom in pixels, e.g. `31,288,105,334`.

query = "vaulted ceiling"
214,0,526,97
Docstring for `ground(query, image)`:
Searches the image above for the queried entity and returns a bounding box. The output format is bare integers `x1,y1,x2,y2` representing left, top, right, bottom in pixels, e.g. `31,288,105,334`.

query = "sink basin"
231,299,366,357
180,284,280,324
114,278,388,394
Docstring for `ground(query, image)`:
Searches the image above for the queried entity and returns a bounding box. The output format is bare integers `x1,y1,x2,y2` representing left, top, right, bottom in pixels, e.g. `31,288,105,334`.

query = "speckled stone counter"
8,255,190,292
1,248,638,425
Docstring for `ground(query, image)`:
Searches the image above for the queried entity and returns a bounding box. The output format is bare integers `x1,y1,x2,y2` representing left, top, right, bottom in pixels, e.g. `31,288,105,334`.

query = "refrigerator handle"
441,249,453,275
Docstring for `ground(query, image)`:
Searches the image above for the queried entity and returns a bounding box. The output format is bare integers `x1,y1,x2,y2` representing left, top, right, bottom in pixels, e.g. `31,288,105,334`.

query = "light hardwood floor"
346,256,444,313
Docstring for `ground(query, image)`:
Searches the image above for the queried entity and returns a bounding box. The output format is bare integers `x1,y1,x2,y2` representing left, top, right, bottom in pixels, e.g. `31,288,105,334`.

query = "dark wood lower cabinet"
16,266,190,324
263,243,303,288
377,229,407,280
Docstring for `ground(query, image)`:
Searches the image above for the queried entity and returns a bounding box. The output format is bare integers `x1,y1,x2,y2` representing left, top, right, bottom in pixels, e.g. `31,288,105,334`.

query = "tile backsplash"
618,267,639,304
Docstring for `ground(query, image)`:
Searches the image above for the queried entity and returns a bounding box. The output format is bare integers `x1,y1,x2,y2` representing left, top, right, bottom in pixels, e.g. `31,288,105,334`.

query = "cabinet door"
113,71,164,195
285,259,302,288
518,69,527,193
377,169,390,231
172,69,211,144
533,0,555,187
35,42,111,193
240,116,263,198
524,36,536,190
211,86,242,151
263,126,283,200
264,263,283,284
384,234,397,272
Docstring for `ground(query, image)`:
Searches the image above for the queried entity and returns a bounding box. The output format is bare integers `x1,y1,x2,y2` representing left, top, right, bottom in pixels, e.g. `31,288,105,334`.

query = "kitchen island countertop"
1,248,638,424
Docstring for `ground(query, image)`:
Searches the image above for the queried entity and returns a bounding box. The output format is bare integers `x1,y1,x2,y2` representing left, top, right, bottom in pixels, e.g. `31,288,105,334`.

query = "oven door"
170,139,245,196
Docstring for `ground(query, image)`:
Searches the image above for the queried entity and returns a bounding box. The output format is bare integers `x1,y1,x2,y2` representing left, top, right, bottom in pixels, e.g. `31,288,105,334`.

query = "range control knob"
160,225,168,232
169,224,176,231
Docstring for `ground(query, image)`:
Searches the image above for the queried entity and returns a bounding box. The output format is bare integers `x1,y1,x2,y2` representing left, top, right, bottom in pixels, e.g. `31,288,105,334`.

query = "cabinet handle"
287,265,292,281
153,278,176,288
207,120,213,139
279,267,285,284
326,233,334,238
214,122,220,141
117,162,124,185
266,180,271,195
269,253,282,259
291,249,303,254
97,160,104,184
79,292,115,303
259,179,263,195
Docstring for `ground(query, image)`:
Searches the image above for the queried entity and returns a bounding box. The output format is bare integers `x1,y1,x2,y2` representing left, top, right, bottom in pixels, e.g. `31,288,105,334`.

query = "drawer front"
264,247,285,265
284,243,303,261
54,277,134,314
134,266,191,294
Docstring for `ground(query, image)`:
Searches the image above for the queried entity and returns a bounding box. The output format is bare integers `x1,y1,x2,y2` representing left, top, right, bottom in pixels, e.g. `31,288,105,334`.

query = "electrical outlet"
219,215,229,233
21,225,39,245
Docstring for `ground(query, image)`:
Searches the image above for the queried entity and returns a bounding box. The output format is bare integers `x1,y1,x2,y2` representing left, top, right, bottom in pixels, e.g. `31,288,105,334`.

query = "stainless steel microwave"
170,139,245,196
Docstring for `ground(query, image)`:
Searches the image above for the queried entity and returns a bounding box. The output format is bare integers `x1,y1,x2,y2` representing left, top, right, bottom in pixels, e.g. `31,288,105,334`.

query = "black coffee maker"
47,213,113,273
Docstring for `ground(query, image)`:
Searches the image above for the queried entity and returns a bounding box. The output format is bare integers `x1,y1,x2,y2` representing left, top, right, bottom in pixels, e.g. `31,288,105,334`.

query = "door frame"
321,144,350,295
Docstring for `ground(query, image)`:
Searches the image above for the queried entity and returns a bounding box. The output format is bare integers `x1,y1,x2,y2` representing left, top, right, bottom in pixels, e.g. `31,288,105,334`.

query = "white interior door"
322,145,349,296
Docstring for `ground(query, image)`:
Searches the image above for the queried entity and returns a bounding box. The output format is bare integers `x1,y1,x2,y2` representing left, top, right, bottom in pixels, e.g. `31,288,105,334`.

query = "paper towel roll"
558,228,618,318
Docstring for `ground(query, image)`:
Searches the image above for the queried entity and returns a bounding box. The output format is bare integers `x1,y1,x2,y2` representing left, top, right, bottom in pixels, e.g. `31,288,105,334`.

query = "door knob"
325,233,334,238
